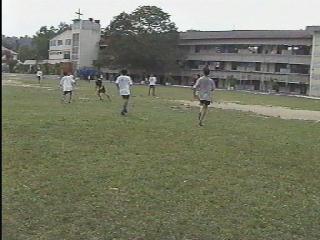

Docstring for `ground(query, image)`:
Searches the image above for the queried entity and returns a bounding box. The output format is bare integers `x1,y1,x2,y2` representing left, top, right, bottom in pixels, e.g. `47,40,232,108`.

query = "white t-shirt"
115,75,133,95
37,71,42,77
60,76,75,91
193,76,216,101
149,76,157,86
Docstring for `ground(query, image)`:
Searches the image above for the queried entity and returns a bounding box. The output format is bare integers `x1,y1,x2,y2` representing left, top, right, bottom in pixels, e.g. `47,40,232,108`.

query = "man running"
95,77,111,101
115,69,133,115
60,72,76,103
193,67,216,126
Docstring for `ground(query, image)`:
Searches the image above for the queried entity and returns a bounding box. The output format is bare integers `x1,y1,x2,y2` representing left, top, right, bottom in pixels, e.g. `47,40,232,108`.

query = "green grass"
3,79,320,239
7,78,320,111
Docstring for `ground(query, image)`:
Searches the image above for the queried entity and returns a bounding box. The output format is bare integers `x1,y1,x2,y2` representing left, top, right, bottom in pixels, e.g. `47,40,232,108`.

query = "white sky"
2,0,320,37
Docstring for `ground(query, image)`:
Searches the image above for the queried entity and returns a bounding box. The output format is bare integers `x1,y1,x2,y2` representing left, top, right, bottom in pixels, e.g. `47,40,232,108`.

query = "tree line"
96,5,184,76
2,22,70,62
3,6,185,76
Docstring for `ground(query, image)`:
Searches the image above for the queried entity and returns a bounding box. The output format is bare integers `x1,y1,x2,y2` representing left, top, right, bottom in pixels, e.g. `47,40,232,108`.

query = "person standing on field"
148,74,157,96
115,69,133,116
193,67,216,126
60,72,76,103
36,69,43,84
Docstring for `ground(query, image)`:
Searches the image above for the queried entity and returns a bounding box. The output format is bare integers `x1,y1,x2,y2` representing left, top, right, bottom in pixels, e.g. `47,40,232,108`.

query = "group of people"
58,67,215,126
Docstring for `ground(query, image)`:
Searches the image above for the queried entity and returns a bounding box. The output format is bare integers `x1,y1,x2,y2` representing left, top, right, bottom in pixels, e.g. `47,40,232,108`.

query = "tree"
32,26,57,60
106,12,135,36
131,6,177,34
56,22,71,35
99,6,183,75
18,46,36,62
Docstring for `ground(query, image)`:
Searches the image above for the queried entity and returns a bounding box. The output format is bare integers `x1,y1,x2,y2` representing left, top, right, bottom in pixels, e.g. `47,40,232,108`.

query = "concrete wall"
78,28,100,68
310,31,320,96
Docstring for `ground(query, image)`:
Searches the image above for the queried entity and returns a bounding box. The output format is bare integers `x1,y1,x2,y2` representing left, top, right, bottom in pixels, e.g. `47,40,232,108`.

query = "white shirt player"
193,76,215,101
60,76,75,92
149,76,157,86
115,75,133,95
36,70,43,77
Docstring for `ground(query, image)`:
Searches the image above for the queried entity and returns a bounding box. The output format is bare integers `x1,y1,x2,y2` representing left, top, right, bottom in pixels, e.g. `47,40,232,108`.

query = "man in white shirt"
36,70,43,84
115,69,133,115
148,74,157,96
193,67,216,126
60,72,76,103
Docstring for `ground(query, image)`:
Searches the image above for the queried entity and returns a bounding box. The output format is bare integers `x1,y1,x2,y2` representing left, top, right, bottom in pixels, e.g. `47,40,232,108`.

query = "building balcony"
185,52,311,65
181,69,310,84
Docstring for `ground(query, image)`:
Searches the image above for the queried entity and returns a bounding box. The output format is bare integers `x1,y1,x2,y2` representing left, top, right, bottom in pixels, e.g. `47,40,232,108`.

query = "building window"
64,51,71,59
231,62,238,70
50,40,56,46
195,45,201,53
275,63,289,73
65,39,72,45
255,62,261,71
290,64,310,74
72,33,80,46
72,46,79,60
58,40,63,46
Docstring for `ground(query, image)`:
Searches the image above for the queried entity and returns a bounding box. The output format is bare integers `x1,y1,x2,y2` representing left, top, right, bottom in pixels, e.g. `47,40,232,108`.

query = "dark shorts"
37,76,41,80
63,91,72,95
98,87,106,93
121,95,130,99
149,85,155,88
200,100,211,106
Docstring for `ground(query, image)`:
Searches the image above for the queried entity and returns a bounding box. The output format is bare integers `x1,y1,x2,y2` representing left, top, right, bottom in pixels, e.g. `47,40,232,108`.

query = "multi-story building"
178,26,320,97
48,18,101,72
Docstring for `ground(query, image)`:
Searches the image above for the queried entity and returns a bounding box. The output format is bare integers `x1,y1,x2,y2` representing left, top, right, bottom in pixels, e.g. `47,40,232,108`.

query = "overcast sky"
2,0,320,37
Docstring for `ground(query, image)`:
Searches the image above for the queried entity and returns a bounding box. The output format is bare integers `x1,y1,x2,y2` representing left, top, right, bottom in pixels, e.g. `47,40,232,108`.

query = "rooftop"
2,46,18,55
180,30,313,40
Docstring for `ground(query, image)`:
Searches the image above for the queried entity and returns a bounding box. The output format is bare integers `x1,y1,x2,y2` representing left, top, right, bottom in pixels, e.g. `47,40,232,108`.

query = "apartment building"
48,18,101,72
178,26,320,97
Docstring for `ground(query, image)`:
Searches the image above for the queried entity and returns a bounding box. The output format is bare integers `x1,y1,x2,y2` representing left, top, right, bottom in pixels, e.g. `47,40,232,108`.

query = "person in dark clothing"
95,78,111,101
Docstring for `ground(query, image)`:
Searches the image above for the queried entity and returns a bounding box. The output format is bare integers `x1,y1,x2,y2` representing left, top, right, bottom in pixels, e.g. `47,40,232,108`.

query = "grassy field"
3,78,320,239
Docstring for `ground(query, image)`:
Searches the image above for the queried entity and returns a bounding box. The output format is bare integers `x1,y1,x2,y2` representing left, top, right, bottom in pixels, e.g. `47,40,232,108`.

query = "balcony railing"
185,52,311,65
181,69,310,84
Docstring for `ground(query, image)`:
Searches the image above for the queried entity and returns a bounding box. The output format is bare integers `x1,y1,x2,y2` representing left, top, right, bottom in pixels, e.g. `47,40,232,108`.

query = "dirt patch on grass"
174,100,320,121
2,80,54,90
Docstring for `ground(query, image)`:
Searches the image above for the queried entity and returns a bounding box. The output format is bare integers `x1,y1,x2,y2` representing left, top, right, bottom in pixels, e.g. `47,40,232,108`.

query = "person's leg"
68,91,73,103
199,104,208,126
148,86,151,96
62,92,66,103
38,76,40,84
198,104,203,121
105,92,111,101
97,90,102,100
152,86,155,96
121,96,129,115
123,98,129,112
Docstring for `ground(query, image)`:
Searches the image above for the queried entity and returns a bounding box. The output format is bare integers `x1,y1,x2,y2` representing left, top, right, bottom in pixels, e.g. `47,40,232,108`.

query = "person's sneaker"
123,109,128,113
121,111,125,116
199,121,203,126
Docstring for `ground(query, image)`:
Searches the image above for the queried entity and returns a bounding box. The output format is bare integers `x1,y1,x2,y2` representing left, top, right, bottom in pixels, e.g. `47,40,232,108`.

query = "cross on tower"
75,9,83,20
